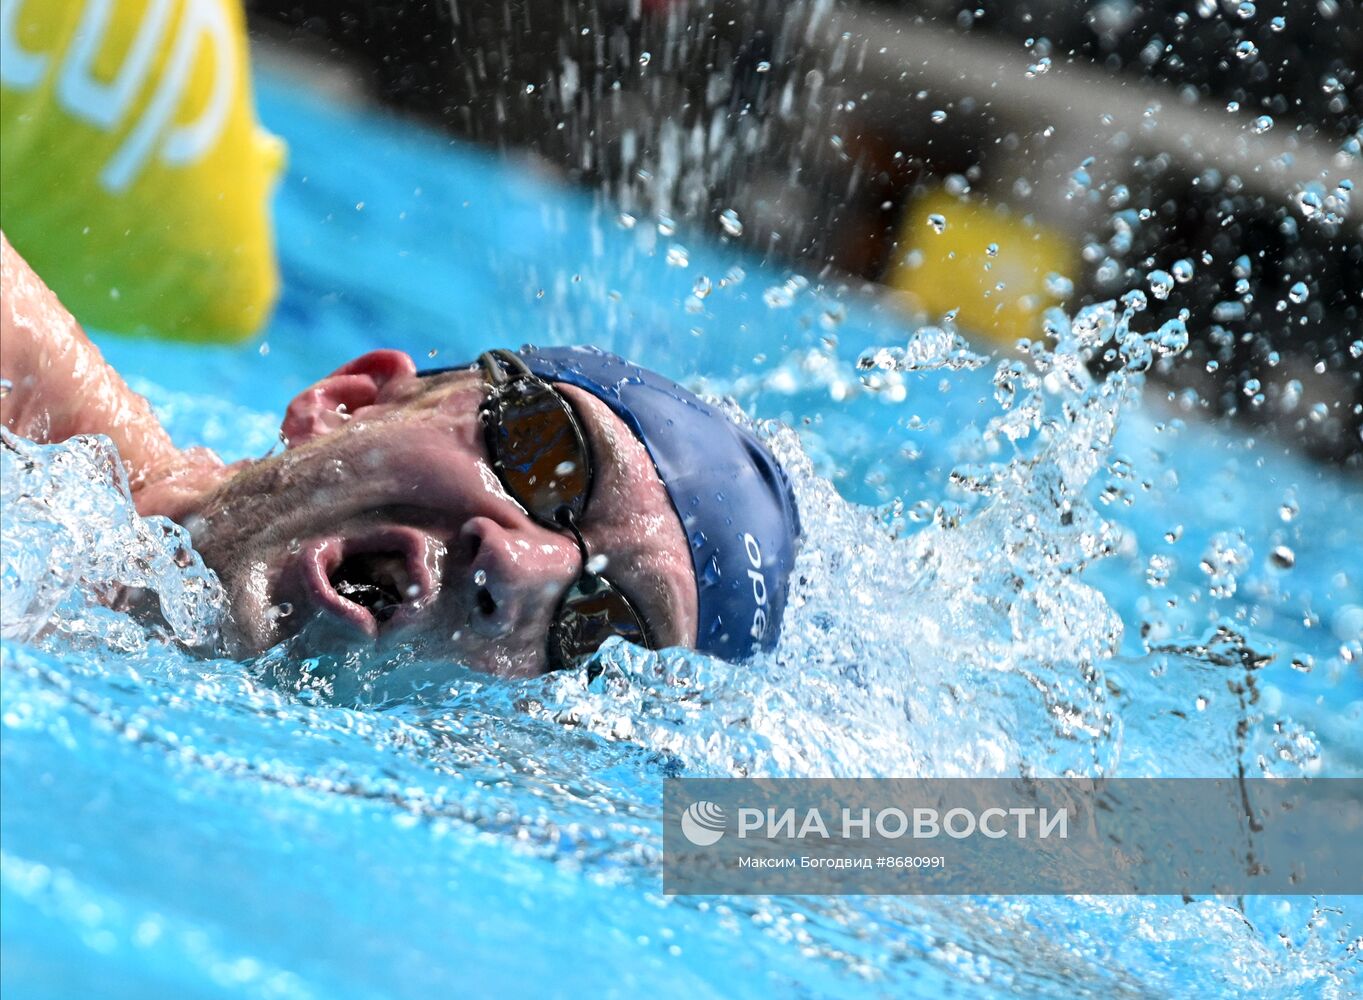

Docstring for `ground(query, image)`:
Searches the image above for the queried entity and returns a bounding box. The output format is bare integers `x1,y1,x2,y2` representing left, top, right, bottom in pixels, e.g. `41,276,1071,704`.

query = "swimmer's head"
189,345,799,675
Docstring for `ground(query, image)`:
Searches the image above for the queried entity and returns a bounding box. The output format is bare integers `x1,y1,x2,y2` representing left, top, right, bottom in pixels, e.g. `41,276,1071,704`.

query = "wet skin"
1,232,225,518
190,350,699,676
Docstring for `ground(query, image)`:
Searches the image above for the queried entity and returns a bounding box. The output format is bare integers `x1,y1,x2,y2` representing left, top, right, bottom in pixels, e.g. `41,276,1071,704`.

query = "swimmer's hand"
1,230,231,522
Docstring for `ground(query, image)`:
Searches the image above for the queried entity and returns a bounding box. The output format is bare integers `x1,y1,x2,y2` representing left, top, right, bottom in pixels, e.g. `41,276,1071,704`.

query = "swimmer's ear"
280,350,417,446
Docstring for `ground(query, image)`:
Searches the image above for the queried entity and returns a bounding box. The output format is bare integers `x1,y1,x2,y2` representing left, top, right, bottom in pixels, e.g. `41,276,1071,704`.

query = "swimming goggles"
476,349,656,671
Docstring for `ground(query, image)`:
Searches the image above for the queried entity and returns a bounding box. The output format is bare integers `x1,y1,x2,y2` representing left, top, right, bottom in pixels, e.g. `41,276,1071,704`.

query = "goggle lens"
485,379,590,525
548,575,651,670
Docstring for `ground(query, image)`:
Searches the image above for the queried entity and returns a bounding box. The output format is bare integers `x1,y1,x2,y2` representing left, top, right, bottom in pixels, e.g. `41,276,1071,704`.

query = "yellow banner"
887,190,1076,346
1,0,283,340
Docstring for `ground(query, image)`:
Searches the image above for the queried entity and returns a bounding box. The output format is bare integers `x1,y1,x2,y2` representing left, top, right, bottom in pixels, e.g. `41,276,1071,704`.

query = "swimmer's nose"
460,516,578,639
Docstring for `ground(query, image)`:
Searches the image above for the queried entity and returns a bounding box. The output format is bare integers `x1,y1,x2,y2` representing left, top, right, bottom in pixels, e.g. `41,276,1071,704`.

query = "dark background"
246,0,1363,465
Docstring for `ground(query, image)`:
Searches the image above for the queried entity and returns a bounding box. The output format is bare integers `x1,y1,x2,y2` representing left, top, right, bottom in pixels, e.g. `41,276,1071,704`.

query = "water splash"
4,300,1358,996
1,429,223,650
857,326,990,374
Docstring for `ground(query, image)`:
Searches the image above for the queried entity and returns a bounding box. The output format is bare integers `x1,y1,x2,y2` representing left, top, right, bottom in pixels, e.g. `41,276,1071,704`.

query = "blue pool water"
3,65,1362,998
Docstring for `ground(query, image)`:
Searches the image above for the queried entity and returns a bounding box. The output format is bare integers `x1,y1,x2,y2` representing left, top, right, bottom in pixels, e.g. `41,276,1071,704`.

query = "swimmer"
1,232,799,676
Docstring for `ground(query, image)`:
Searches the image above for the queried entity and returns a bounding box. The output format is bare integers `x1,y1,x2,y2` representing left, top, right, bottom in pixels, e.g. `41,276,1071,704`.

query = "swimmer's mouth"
298,528,439,637
332,552,408,623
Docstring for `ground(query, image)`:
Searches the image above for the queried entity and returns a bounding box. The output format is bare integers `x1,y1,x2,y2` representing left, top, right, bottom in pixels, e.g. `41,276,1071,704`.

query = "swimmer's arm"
1,231,227,521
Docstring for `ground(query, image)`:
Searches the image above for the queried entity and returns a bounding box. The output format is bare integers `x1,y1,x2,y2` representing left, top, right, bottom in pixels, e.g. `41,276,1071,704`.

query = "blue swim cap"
425,346,800,660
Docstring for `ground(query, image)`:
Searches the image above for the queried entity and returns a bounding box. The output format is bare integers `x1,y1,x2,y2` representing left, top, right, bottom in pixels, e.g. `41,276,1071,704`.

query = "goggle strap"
477,351,506,386
477,349,533,386
554,506,592,570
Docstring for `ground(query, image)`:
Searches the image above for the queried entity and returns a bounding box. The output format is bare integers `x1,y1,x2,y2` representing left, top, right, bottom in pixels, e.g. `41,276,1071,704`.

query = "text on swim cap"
744,533,768,640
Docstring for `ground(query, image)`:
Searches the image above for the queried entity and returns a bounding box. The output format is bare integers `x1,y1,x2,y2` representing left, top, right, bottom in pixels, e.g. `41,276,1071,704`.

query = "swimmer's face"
190,350,699,676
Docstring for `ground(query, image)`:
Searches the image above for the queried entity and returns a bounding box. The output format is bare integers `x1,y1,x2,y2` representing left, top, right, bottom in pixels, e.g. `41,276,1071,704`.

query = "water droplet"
0,378,11,398
1288,281,1309,304
930,109,948,124
1236,1,1256,18
1279,497,1299,522
1171,258,1195,283
1349,340,1363,359
1147,269,1174,299
1155,318,1189,356
268,602,294,621
666,245,690,268
985,243,999,257
755,60,771,73
1290,655,1313,672
637,51,651,67
473,569,488,588
717,208,744,238
762,286,791,309
1122,289,1149,313
926,213,947,234
1234,40,1258,60
1044,273,1074,297
693,275,712,299
1270,545,1296,570
1269,15,1286,30
286,537,301,554
763,274,808,309
657,215,677,237
617,212,637,230
258,341,271,357
1200,530,1250,598
1025,57,1051,77
1146,554,1173,588
1252,114,1274,134
586,554,609,574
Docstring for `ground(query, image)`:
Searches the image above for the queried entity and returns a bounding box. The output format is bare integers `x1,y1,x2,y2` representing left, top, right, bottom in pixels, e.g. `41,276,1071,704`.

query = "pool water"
2,66,1362,998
